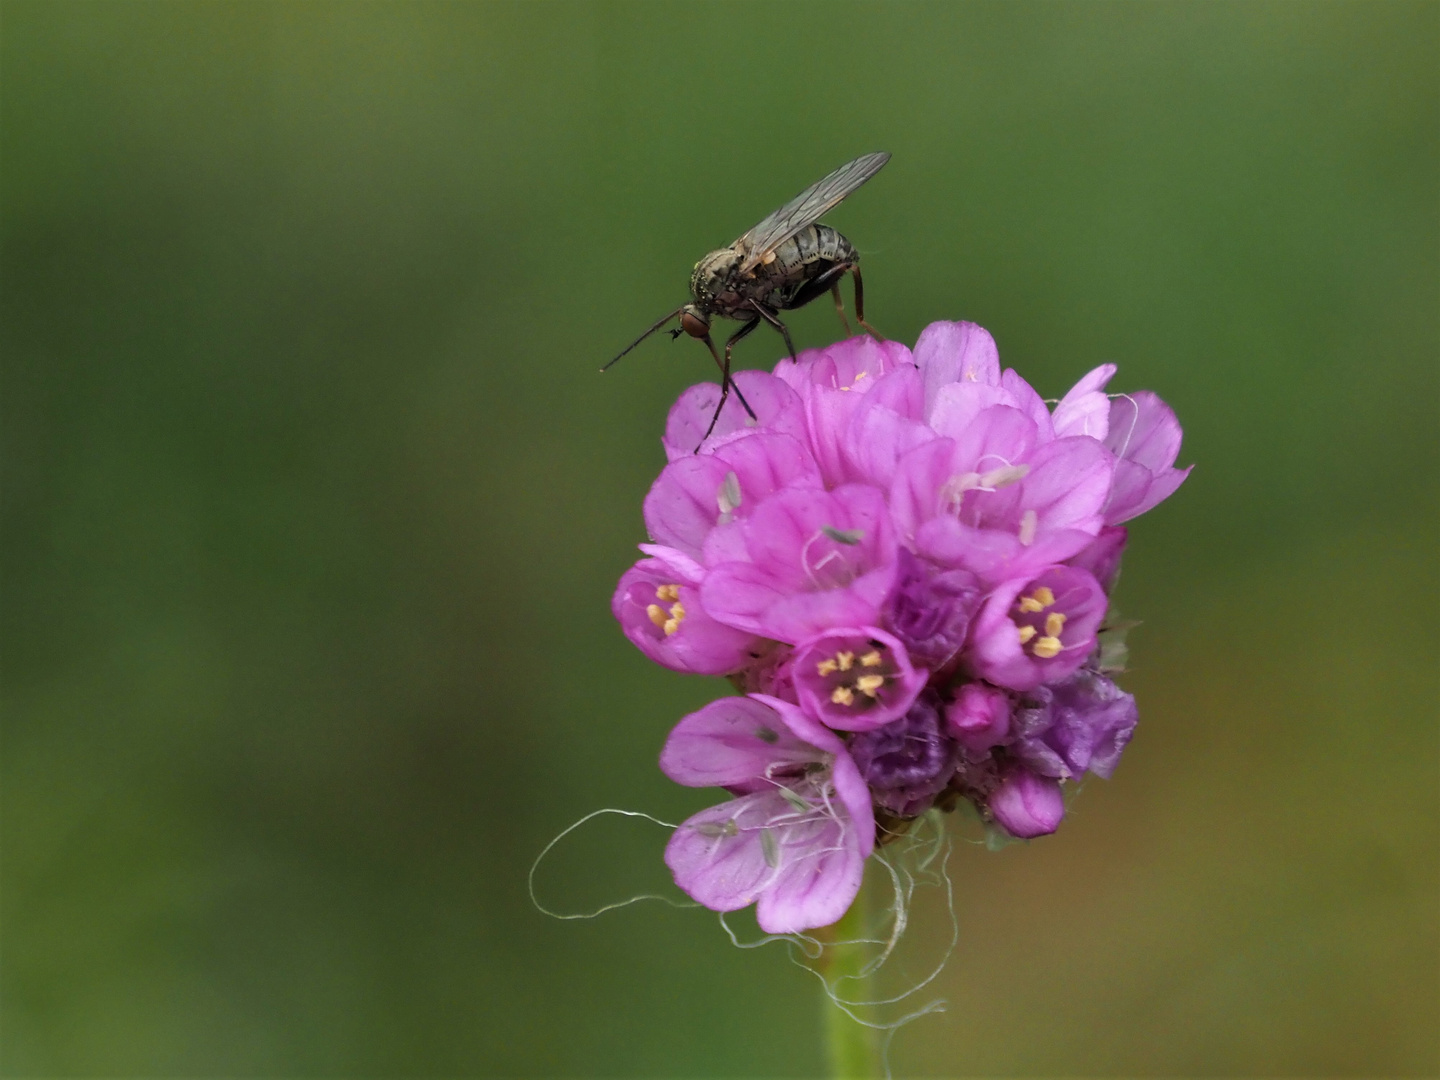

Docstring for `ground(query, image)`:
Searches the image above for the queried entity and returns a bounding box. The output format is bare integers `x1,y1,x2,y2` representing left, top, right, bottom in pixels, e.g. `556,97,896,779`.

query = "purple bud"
848,693,957,818
882,548,983,668
988,765,1065,839
945,682,1011,756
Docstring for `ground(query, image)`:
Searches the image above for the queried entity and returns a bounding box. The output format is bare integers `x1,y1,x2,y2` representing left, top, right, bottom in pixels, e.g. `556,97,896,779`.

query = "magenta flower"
701,484,899,644
660,695,875,934
643,431,823,562
965,565,1108,691
789,626,927,731
612,545,762,676
611,320,1188,926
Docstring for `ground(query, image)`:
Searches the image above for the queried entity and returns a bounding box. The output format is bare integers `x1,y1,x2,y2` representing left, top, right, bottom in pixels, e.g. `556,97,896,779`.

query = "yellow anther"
647,604,668,629
859,650,883,667
662,602,686,635
1045,612,1067,637
1032,635,1062,659
655,584,681,602
855,674,885,697
816,658,839,676
1033,586,1056,608
1017,596,1045,613
831,686,855,706
1017,624,1037,645
836,651,855,671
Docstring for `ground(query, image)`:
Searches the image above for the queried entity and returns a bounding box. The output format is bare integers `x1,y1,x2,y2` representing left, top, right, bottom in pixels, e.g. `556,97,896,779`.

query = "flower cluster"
612,322,1189,934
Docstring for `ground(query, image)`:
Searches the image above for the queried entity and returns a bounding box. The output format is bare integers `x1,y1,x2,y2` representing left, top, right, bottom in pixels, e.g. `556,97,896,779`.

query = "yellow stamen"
1032,635,1062,659
855,674,885,697
662,601,685,636
831,686,855,706
1017,596,1045,614
836,651,855,671
1017,624,1037,645
655,584,680,602
1033,586,1056,608
816,658,838,676
647,604,668,629
1045,612,1067,637
859,650,883,667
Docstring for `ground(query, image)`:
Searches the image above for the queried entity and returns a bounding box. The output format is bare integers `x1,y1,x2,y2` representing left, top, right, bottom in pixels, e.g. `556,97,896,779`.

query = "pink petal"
660,696,826,788
913,321,1001,418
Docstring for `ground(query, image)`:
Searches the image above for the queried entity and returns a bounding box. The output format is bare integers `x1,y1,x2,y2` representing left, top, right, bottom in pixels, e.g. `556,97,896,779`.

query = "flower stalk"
818,880,880,1079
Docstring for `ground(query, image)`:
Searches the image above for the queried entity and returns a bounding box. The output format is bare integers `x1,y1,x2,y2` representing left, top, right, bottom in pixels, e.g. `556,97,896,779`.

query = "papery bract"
1009,667,1138,780
848,692,957,818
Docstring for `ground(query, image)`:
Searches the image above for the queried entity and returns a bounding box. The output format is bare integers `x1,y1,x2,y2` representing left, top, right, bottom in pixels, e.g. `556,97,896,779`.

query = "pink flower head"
966,565,1107,691
789,627,927,732
701,484,898,644
607,319,1188,917
611,545,762,676
660,695,875,934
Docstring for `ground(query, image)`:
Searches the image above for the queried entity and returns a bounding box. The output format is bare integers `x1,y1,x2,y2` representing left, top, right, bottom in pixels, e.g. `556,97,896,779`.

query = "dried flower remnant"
611,321,1188,931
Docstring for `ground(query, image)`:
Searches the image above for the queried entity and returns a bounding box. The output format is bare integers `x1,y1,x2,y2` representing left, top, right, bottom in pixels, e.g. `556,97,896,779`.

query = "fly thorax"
690,248,742,304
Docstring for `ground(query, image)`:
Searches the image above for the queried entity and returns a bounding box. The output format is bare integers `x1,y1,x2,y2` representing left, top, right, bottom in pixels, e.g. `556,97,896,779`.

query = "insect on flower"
602,152,891,446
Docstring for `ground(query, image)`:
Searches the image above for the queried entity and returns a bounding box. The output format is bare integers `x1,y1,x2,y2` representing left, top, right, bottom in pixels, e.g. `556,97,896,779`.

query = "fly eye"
679,311,710,338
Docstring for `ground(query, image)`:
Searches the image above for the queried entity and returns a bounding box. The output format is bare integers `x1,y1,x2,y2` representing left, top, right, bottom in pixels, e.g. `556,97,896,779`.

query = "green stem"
817,879,881,1079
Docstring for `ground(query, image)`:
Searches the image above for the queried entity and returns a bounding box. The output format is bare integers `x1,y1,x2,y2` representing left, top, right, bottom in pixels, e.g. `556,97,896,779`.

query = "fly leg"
829,282,854,336
850,266,883,339
698,318,760,449
698,331,756,419
748,300,797,360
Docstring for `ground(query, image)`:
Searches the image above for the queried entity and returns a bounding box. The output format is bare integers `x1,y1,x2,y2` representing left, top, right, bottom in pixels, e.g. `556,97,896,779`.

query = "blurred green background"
3,2,1436,1076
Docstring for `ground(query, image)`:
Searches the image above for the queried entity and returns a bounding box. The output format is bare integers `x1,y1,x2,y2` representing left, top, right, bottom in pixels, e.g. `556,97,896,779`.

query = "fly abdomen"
769,224,856,279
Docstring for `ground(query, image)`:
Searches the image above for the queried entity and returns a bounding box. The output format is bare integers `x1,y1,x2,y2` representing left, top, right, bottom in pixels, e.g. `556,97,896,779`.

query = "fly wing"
734,152,890,275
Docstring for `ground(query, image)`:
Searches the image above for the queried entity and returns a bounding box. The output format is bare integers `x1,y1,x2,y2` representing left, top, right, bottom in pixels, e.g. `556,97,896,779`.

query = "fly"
603,152,891,447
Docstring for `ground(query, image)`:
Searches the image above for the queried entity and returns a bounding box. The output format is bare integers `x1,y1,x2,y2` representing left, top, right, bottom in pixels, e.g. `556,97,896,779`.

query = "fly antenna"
601,307,685,372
